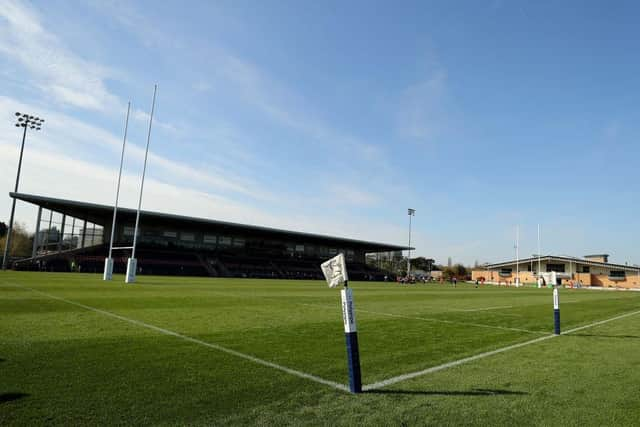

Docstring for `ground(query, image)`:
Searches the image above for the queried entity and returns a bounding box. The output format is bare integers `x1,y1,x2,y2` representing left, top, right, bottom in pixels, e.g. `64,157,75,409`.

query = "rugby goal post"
538,271,558,288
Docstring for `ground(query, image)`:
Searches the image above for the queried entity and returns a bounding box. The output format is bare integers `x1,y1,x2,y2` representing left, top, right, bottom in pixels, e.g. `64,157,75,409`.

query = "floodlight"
4,111,46,269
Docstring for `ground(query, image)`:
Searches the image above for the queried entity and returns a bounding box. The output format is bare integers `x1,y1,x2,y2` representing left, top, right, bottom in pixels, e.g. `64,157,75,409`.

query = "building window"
609,270,626,280
286,244,295,256
295,244,304,253
163,231,177,238
499,268,512,277
546,263,565,273
180,232,195,242
219,236,232,246
203,235,217,244
582,266,590,273
233,238,245,247
123,226,135,236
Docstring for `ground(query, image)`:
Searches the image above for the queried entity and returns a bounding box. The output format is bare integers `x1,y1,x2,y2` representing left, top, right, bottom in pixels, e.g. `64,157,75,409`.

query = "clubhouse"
472,254,640,289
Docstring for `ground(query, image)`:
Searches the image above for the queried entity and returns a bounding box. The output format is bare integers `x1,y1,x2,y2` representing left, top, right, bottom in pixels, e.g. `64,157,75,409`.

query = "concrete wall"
471,269,640,288
591,273,640,288
471,269,537,284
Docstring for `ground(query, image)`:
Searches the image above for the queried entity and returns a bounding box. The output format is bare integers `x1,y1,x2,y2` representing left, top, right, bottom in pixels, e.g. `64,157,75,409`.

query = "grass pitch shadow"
366,388,527,396
0,392,29,404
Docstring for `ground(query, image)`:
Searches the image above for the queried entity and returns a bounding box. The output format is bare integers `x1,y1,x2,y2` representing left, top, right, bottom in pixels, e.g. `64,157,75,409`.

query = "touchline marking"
561,309,640,335
363,308,640,391
6,283,349,393
299,303,543,335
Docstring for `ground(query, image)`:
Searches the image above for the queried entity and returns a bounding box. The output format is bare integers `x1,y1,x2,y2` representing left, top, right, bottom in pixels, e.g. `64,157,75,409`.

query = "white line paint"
561,309,640,335
363,334,556,391
363,308,640,391
5,283,349,393
299,303,543,335
458,305,513,312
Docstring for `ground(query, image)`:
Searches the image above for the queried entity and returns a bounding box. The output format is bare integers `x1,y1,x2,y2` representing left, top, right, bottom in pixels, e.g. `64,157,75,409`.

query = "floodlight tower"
2,113,45,270
407,208,415,277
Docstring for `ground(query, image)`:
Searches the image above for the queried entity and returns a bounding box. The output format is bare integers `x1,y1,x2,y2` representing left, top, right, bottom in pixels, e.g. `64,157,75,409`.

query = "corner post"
553,286,560,335
341,281,362,393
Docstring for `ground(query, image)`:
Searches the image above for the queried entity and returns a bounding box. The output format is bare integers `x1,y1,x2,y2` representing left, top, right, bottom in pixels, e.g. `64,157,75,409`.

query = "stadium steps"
269,260,285,276
210,257,230,277
14,244,106,267
196,253,218,277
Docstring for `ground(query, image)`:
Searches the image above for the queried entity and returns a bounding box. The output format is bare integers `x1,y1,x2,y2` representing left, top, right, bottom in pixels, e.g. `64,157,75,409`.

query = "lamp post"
407,208,415,277
2,112,44,270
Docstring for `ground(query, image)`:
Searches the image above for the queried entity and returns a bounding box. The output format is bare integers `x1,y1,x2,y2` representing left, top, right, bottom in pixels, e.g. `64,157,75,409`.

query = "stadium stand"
10,193,406,280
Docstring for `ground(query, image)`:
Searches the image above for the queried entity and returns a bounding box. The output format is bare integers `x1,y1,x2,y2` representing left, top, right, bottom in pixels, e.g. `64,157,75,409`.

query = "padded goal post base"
103,257,114,281
125,258,137,284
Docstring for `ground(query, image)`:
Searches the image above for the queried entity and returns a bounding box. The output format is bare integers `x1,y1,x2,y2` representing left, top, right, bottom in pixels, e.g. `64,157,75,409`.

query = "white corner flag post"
321,253,362,393
104,101,131,281
126,84,157,284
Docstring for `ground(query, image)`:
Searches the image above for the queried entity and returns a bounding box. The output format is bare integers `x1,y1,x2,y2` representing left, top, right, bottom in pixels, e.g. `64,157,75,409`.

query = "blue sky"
1,0,639,265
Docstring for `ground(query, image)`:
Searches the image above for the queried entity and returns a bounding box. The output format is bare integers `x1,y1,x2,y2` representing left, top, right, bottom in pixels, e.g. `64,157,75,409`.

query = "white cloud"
325,183,380,207
0,95,272,202
131,108,179,134
89,1,385,172
0,0,120,111
397,69,449,141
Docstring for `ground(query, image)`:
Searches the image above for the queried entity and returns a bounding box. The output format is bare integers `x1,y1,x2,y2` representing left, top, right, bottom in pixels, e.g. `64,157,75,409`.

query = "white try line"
456,305,513,312
5,283,349,393
363,307,640,391
299,303,544,335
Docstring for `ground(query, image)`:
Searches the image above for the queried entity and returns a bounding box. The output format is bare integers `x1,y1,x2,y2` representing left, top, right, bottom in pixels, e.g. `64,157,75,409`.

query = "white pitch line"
299,303,543,335
6,283,349,393
363,308,640,391
457,305,513,312
561,309,640,335
362,334,555,391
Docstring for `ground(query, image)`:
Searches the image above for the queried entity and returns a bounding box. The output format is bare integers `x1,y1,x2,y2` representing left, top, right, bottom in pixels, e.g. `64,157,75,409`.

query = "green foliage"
409,256,434,272
0,221,7,238
0,222,32,257
442,263,470,280
1,272,640,425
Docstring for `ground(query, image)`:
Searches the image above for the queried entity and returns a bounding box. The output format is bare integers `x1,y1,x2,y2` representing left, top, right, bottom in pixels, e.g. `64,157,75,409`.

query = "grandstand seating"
14,243,393,280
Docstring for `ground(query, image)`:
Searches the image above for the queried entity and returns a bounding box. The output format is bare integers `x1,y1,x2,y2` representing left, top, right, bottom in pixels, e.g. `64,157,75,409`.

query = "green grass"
1,271,640,426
